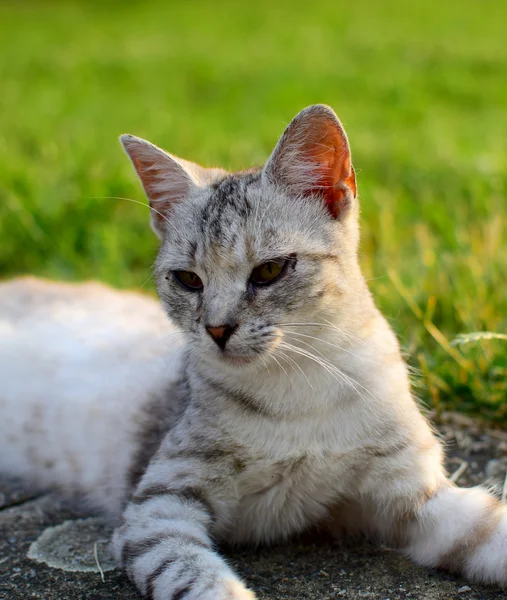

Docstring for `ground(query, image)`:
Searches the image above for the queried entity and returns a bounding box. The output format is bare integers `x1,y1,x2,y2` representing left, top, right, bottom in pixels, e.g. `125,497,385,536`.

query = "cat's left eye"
250,259,288,286
172,270,204,291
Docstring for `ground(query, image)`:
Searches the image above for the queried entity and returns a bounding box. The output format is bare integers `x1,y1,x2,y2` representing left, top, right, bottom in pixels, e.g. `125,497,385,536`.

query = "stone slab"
1,414,507,600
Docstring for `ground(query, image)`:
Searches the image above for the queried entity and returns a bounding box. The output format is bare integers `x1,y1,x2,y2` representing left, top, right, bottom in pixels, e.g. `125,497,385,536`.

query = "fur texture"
1,105,506,600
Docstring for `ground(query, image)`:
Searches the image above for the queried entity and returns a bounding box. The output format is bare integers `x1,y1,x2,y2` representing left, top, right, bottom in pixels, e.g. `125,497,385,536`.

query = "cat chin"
201,349,261,370
220,353,258,368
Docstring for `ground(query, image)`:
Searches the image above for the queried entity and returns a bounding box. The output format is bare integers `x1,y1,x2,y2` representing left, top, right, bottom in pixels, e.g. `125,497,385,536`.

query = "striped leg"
113,450,255,599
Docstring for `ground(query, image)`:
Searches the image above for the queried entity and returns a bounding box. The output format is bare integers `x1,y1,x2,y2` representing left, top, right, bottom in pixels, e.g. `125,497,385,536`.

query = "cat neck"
189,302,395,422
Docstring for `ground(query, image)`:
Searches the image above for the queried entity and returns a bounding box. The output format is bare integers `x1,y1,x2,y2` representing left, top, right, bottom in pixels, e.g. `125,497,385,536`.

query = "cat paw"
224,579,257,600
196,578,256,600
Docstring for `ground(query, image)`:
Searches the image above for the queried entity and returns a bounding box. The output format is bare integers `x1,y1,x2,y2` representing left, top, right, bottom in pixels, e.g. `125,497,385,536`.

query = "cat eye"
172,270,204,291
250,259,288,286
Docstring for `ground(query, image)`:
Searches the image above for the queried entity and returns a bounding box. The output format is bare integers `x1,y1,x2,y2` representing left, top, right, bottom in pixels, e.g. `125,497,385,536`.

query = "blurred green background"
0,0,506,419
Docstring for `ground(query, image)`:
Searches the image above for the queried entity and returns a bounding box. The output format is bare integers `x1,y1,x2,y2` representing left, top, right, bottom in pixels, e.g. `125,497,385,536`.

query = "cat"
1,104,506,600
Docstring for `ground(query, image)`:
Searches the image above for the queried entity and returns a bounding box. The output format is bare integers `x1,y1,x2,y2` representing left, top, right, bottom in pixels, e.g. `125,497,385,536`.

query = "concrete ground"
1,413,507,600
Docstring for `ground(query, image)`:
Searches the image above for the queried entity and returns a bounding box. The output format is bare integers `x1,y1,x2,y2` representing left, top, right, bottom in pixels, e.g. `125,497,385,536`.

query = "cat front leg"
402,483,507,585
356,431,507,586
113,438,255,600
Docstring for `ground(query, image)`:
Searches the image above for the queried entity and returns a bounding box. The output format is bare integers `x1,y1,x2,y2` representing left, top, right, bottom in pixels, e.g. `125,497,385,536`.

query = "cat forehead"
159,169,334,266
200,171,262,239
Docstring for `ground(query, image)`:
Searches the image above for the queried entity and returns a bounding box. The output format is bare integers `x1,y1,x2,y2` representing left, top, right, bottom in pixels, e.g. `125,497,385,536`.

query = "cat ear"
120,135,205,238
262,105,357,220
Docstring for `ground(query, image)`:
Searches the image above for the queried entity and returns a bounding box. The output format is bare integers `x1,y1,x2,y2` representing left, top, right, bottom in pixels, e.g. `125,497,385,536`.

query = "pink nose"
205,324,238,350
206,326,227,340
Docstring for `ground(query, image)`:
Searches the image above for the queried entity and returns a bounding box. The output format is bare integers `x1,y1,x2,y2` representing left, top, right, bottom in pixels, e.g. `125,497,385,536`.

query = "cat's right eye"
250,259,288,286
172,271,204,291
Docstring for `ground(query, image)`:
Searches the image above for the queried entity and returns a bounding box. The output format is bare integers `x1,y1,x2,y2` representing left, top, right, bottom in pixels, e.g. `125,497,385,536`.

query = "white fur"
406,486,495,565
0,277,183,514
466,508,507,584
2,105,507,599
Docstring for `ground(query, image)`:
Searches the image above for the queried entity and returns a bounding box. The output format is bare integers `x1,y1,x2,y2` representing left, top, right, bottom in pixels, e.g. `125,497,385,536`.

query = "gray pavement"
1,413,507,600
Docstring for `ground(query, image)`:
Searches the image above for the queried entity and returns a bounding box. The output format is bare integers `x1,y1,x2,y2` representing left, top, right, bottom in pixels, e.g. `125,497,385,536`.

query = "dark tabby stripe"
172,579,197,600
122,537,161,568
122,533,211,568
132,484,216,522
163,440,238,464
127,374,190,490
146,562,200,600
202,375,274,419
145,557,176,600
364,437,410,458
131,483,174,504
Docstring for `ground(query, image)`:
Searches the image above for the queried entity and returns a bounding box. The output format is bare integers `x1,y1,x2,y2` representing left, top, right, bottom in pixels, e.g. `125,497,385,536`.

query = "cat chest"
227,452,358,544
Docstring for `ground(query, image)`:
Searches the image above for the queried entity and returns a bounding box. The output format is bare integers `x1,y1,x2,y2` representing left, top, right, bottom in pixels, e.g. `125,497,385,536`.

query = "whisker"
156,330,193,369
159,330,193,347
258,354,272,376
276,321,366,346
321,318,367,346
273,348,314,390
271,354,290,381
279,341,345,386
280,339,378,404
282,337,347,379
284,330,378,365
88,196,179,235
140,270,156,289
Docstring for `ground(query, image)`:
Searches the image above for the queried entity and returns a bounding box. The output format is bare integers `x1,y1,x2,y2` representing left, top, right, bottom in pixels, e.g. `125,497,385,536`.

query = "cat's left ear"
263,105,357,220
120,135,225,238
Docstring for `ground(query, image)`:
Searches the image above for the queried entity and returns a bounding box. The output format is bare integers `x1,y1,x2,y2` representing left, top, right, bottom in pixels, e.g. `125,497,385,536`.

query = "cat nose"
205,324,238,350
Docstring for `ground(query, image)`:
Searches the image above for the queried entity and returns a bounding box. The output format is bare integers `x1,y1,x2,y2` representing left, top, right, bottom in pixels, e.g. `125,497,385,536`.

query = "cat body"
1,106,506,600
0,277,184,515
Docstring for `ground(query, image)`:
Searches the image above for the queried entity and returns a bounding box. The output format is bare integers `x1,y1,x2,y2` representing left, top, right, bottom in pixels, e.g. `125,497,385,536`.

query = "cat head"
121,105,363,371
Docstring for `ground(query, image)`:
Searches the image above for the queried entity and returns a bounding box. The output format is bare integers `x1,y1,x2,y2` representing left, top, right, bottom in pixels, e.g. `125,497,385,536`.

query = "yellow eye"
173,271,203,291
250,259,287,286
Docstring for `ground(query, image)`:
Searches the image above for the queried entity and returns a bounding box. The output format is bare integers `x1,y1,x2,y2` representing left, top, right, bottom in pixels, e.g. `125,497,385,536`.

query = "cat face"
122,105,360,370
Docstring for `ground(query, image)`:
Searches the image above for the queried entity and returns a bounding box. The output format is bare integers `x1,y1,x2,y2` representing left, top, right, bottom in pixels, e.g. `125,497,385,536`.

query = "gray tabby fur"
1,105,507,600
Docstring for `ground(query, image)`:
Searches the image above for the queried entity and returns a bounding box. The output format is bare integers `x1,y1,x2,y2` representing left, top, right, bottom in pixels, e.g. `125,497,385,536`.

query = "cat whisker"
278,341,347,387
280,339,377,405
298,339,379,408
140,270,156,289
272,348,314,390
258,354,271,376
270,354,290,382
276,321,366,347
158,330,193,369
283,330,379,365
161,330,192,339
288,336,374,396
283,336,346,377
321,318,368,346
88,196,180,235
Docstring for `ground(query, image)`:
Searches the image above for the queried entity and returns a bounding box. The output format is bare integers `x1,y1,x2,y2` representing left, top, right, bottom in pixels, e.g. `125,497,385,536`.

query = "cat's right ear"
262,105,356,220
120,135,202,238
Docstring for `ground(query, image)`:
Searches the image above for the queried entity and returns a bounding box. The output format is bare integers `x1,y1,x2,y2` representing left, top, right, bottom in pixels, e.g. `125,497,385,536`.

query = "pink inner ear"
128,153,176,233
129,154,169,204
304,127,357,219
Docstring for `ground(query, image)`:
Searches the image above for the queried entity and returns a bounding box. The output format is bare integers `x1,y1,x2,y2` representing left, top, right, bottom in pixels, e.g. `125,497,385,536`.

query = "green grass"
0,0,506,419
